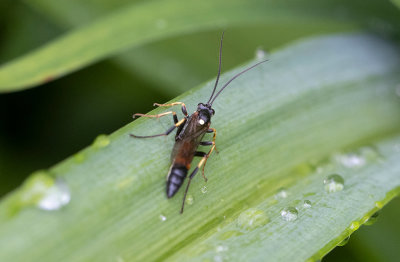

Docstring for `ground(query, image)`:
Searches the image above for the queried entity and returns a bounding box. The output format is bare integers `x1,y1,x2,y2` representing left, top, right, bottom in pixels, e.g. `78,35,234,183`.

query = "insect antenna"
207,32,224,104
209,59,268,106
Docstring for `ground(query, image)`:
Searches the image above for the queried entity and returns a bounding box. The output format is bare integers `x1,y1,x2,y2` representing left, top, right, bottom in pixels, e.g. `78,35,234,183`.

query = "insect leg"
206,128,219,153
194,151,208,182
180,131,217,213
133,111,178,124
180,156,208,213
154,102,188,117
198,128,218,180
130,118,186,139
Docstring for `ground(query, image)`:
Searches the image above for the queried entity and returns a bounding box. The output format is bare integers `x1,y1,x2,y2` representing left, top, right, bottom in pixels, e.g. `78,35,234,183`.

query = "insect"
130,33,267,213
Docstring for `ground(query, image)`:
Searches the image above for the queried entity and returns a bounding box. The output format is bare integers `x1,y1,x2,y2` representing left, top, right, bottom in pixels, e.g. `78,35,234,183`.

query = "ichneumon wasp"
130,33,267,213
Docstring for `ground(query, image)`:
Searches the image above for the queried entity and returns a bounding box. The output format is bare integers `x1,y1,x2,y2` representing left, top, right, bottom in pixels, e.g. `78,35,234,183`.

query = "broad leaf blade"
0,33,400,261
2,0,400,93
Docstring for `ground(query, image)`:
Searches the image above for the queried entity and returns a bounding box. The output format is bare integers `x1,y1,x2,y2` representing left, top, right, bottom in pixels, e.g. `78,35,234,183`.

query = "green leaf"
2,0,400,93
17,0,357,93
1,33,400,261
15,0,355,94
391,0,400,8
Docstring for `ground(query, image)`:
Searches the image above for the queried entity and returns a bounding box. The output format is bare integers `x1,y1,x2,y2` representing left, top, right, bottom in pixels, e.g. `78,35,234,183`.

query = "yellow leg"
180,129,217,213
201,128,218,181
174,118,186,127
133,111,176,119
154,102,185,107
154,102,188,117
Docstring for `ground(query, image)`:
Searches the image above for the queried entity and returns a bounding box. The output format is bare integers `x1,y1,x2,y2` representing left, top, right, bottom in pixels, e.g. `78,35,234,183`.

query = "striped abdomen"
166,164,188,198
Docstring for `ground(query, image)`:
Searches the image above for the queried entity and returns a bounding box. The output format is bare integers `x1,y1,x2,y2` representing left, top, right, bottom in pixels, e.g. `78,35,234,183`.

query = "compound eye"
211,109,215,115
198,119,205,125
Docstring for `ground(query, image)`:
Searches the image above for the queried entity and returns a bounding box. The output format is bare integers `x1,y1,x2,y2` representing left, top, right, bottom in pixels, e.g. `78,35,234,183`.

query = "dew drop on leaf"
255,47,267,60
335,153,366,168
37,179,71,211
337,236,350,246
375,201,384,209
186,195,194,205
275,187,288,199
237,208,270,230
18,171,70,211
215,245,228,252
73,152,86,163
303,200,312,208
280,207,298,222
365,212,379,226
93,134,110,149
324,174,344,193
350,221,360,231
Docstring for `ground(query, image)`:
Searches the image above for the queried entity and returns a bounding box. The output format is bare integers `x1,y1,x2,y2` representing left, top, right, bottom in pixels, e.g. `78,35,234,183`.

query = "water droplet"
73,152,85,163
375,201,384,209
396,84,400,97
303,200,312,208
201,186,208,194
337,236,350,246
19,171,55,204
334,146,379,169
215,245,228,252
335,153,366,168
237,208,270,230
37,179,71,211
365,212,379,226
255,47,267,60
275,187,288,199
18,171,70,211
159,214,167,221
350,221,360,231
280,207,298,221
324,174,344,193
186,195,194,205
93,134,110,149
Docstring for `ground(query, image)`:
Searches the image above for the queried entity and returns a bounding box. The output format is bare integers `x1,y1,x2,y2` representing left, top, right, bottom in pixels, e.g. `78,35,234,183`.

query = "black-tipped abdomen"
166,165,188,198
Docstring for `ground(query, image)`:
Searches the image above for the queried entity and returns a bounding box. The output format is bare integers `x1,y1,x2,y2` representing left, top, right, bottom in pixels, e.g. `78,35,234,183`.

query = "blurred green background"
0,0,399,261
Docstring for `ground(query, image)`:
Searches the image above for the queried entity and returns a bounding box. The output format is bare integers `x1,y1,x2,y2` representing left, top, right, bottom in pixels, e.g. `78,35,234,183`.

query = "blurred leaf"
0,2,60,62
23,0,357,94
24,0,142,27
391,0,400,8
2,0,400,93
0,33,400,261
